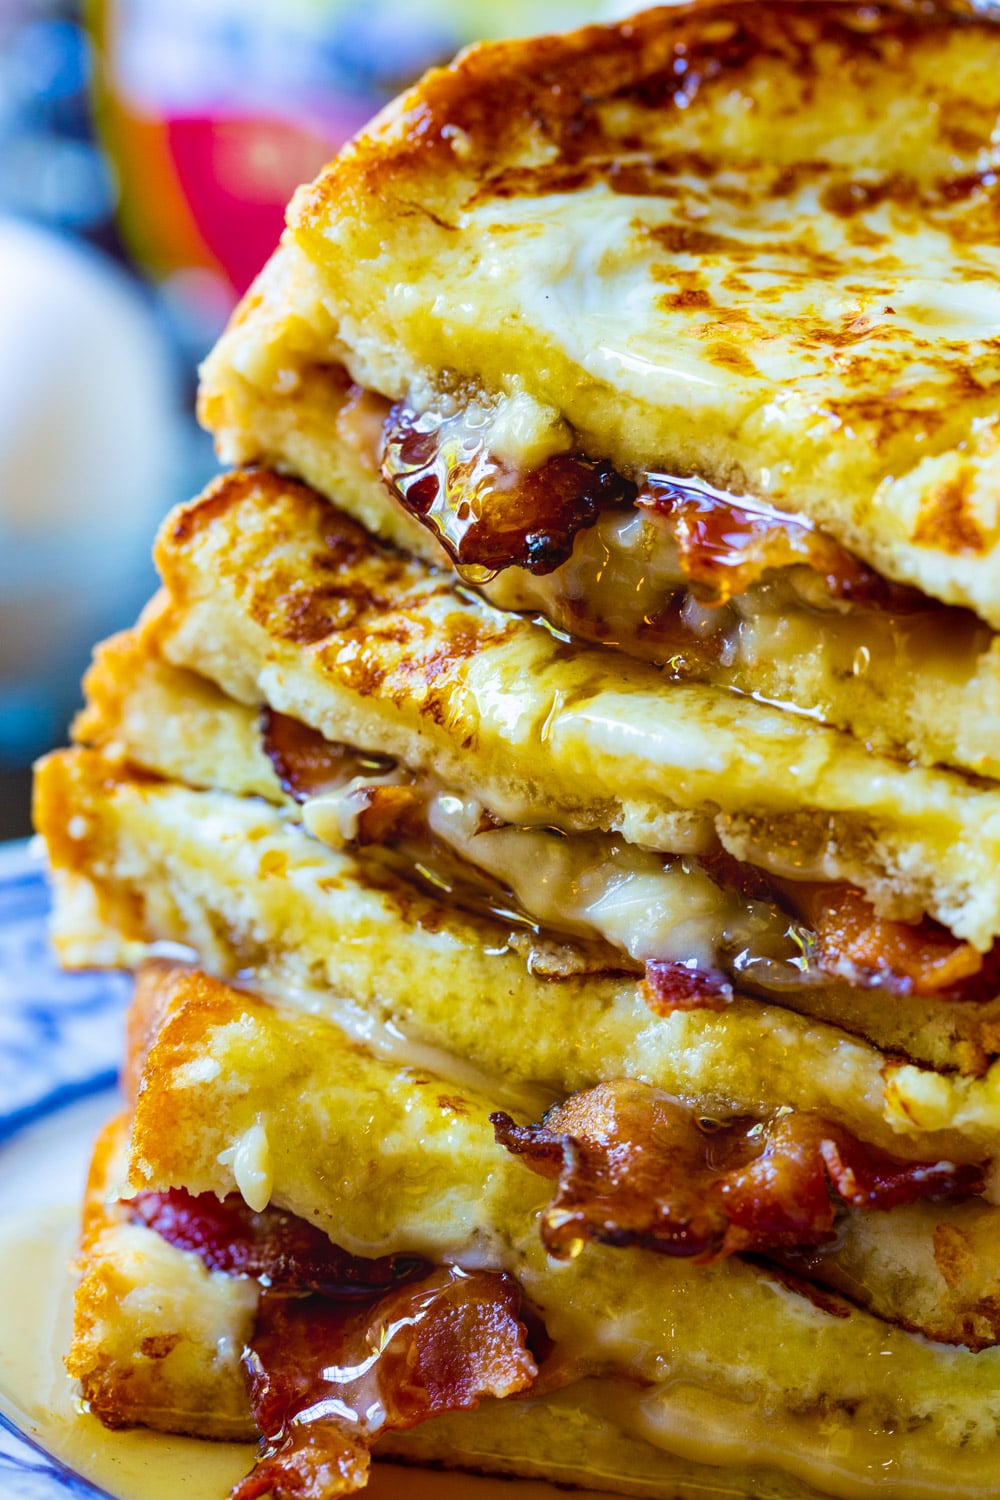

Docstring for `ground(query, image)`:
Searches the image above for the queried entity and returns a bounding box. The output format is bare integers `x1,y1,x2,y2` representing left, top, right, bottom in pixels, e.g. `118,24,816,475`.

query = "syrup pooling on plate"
0,1206,578,1500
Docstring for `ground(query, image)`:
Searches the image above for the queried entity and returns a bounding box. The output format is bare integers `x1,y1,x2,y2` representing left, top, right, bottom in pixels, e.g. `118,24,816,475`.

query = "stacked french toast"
34,3,1000,1495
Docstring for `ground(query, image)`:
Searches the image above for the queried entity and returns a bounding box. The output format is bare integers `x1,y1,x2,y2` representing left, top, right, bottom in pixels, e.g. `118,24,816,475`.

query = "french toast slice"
200,2,1000,776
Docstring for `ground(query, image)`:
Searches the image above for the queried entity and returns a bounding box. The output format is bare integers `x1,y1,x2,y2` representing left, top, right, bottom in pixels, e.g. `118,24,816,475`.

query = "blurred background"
0,0,620,840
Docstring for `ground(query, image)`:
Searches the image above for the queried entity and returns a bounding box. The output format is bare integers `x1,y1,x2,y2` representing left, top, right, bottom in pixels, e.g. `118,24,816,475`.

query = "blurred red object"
88,0,606,307
164,112,361,296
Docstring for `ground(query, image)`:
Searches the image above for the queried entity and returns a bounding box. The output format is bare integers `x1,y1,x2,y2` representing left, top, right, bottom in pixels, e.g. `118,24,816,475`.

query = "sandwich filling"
47,7,1000,1494
264,707,998,1013
198,2,1000,778
344,377,995,706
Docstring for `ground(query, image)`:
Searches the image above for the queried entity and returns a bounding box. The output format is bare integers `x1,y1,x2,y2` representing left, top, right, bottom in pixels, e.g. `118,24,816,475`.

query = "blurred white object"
0,217,183,762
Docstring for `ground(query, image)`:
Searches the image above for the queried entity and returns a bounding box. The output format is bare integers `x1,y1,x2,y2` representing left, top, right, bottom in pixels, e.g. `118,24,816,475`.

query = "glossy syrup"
0,1208,599,1500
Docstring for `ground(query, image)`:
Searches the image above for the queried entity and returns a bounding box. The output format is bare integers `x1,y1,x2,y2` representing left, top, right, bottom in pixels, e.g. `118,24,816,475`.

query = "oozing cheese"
216,1123,272,1214
303,778,815,989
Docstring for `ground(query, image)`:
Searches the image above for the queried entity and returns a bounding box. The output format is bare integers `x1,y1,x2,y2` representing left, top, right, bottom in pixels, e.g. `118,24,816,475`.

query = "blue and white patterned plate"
0,839,128,1497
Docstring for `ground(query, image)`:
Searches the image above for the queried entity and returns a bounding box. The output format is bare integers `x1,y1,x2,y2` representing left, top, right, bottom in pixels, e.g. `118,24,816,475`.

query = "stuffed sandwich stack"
34,3,1000,1495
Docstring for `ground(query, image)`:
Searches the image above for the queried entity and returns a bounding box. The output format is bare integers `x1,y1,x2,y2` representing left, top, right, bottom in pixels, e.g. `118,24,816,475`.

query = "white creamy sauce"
465,388,572,470
216,1123,272,1214
428,790,729,968
302,768,408,847
610,1379,1000,1500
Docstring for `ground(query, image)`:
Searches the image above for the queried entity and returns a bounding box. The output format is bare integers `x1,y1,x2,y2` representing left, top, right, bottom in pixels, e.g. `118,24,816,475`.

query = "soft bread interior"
67,1116,258,1439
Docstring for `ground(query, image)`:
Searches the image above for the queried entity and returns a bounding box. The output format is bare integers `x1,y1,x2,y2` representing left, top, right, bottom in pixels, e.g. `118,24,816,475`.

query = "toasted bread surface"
202,2,1000,625
67,1116,257,1439
67,1111,821,1495
74,617,282,804
201,316,1000,782
67,626,1000,1077
108,963,1000,1497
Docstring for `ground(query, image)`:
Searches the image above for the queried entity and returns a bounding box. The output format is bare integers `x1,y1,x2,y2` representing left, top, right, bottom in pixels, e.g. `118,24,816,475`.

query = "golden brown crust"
57,1108,839,1495
78,964,1000,1495
36,743,1000,1155
200,231,1000,786
296,2,999,228
73,619,283,805
57,628,1000,1077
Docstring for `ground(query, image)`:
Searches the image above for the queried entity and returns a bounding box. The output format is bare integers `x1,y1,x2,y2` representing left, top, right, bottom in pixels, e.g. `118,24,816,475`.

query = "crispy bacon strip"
492,1079,984,1263
638,476,924,609
381,402,634,578
131,1189,427,1296
641,959,732,1013
790,882,990,998
379,396,923,604
262,708,395,803
348,784,426,845
231,1268,537,1500
696,850,993,1003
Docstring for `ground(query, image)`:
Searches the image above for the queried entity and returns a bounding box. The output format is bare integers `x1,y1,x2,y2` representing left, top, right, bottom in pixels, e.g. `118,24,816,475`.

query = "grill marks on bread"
151,469,1000,952
163,469,513,715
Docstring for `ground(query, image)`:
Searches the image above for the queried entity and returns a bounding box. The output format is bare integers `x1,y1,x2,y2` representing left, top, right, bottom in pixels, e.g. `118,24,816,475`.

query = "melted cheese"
197,267,1000,781
300,774,820,989
610,1379,1000,1500
216,1124,272,1214
303,769,408,847
148,470,1000,948
11,1204,993,1500
39,751,1000,1155
121,978,1000,1499
430,791,724,965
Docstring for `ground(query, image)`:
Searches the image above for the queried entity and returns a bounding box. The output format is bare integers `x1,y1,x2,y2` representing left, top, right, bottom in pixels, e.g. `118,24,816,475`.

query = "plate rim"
0,840,119,1498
